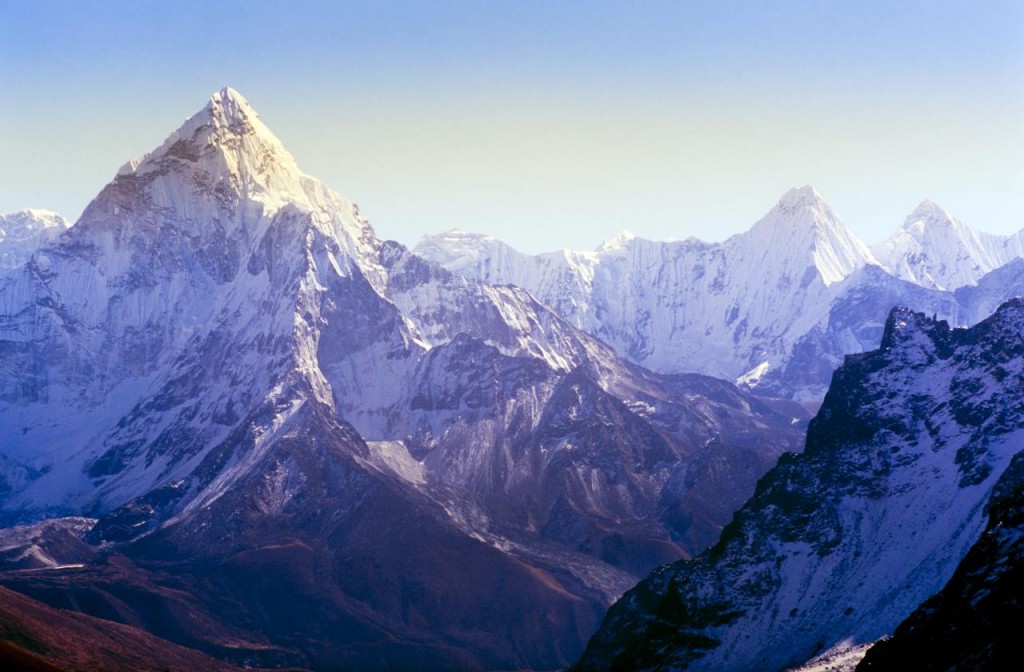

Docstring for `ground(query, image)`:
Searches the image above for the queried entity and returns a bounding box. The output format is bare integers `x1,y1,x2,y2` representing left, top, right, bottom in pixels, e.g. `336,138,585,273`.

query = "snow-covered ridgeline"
416,188,1023,398
872,200,1024,290
0,209,69,272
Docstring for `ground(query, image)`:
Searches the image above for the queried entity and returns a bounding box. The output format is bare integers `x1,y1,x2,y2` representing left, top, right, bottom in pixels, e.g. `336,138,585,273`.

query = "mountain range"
0,88,1020,671
0,88,808,670
415,190,1023,399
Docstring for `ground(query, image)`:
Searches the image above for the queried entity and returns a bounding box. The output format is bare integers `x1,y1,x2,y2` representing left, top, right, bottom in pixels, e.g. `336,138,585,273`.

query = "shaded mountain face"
415,194,1023,400
573,299,1024,672
0,89,805,670
3,399,611,670
856,453,1024,672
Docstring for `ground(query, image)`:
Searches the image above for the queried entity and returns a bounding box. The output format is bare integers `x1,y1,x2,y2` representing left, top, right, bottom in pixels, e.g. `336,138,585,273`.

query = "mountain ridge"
572,298,1024,671
872,199,1024,291
415,190,1023,398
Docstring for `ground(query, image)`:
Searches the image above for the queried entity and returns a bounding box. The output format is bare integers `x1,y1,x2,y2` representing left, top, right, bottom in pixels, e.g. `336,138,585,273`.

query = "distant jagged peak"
872,200,1023,290
413,228,534,278
0,209,70,271
596,229,636,252
0,209,70,234
760,185,842,231
776,184,826,211
415,229,510,256
906,198,950,223
899,199,973,239
893,200,1020,250
736,185,875,285
419,228,500,246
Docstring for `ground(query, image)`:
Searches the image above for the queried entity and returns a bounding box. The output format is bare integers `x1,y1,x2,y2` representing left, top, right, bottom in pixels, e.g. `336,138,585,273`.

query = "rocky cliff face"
573,299,1024,672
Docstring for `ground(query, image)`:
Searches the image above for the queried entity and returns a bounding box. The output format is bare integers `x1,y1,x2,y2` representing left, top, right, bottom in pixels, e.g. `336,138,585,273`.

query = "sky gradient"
2,1,1022,253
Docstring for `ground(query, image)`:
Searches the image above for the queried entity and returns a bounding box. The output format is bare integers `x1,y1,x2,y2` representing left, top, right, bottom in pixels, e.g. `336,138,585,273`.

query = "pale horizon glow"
1,1,1022,254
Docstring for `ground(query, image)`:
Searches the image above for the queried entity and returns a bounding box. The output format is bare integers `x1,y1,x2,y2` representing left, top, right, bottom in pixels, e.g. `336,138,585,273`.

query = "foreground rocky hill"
574,299,1024,671
0,584,249,672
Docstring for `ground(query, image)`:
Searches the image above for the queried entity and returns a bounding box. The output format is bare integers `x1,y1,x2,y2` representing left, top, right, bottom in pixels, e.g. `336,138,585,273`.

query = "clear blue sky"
2,1,1022,252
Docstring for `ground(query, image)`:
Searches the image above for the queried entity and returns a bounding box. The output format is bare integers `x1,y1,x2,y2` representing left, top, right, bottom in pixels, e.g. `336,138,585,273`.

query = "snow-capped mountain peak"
0,209,68,242
730,185,874,286
209,85,256,120
872,200,1024,290
0,86,613,515
900,200,976,244
115,86,303,209
414,186,889,396
907,198,948,222
775,184,825,211
71,87,387,292
414,229,506,268
0,209,69,271
596,229,636,252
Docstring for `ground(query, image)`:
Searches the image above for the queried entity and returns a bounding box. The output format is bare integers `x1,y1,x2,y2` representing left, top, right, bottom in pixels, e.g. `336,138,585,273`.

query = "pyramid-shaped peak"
756,186,841,233
871,199,1016,290
116,86,300,185
191,86,276,142
205,87,258,125
910,199,944,215
898,200,973,242
738,186,874,286
762,185,839,232
905,199,954,226
776,185,825,210
72,87,383,288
